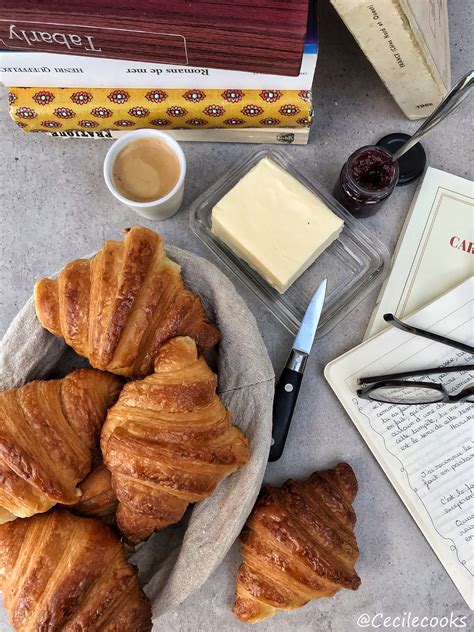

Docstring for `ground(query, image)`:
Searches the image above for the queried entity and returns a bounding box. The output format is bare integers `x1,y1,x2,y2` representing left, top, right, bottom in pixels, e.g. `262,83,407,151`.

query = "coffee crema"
112,137,180,202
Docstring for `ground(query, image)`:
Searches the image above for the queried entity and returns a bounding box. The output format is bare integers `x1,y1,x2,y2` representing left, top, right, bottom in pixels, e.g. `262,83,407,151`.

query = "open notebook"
325,277,474,608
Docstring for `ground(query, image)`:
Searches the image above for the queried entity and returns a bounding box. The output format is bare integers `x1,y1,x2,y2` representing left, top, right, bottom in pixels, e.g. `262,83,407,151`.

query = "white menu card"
325,278,474,608
365,167,473,339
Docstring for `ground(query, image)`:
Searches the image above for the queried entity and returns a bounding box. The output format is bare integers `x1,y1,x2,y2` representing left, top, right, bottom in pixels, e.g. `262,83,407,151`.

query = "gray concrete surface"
0,1,472,630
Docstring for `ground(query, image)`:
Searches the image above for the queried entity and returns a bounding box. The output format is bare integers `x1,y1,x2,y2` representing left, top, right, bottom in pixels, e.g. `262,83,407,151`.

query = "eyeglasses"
357,313,474,405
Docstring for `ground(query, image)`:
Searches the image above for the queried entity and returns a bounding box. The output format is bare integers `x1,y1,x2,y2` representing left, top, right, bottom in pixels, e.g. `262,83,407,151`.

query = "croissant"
232,462,361,622
34,226,221,377
0,369,122,523
70,463,118,526
101,336,250,544
0,509,152,631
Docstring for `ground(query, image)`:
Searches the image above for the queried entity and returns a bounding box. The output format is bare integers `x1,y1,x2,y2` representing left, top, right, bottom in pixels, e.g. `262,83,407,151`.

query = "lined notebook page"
325,278,474,608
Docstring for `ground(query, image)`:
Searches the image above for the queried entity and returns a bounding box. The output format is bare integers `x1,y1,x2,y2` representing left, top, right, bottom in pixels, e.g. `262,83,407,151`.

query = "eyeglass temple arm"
359,363,474,385
383,314,474,355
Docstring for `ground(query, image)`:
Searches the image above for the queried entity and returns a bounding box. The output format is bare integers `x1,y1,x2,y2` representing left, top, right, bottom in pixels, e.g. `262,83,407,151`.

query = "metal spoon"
368,69,473,178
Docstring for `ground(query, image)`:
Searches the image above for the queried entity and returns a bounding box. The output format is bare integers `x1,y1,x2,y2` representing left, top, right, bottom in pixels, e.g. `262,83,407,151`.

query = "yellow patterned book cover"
9,87,313,132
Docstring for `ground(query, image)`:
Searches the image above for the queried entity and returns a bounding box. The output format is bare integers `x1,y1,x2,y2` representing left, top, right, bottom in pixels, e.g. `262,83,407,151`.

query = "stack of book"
0,0,318,144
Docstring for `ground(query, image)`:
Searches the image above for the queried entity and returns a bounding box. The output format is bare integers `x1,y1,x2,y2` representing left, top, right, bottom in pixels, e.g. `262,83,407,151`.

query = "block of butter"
211,158,344,293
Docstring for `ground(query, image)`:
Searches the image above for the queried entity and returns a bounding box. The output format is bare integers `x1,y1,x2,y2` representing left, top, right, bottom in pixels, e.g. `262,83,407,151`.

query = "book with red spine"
0,0,311,76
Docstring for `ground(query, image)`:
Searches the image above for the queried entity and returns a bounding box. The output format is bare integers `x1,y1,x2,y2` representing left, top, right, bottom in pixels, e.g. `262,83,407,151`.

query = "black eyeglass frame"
358,367,474,405
383,313,474,354
356,313,474,405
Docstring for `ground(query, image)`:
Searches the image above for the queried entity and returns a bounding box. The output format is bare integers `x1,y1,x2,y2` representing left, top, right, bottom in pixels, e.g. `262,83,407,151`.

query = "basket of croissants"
0,227,361,630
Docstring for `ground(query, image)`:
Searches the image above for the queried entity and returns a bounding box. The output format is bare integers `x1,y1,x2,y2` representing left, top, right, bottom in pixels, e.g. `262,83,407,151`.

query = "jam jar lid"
376,133,426,186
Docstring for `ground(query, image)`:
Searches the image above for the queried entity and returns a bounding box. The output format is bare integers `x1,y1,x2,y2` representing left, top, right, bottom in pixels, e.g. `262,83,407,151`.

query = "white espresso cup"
103,129,186,221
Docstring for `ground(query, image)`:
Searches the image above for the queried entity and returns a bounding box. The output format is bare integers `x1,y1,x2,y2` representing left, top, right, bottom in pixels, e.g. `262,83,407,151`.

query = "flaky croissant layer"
34,227,221,377
101,336,250,544
0,369,122,524
68,463,118,526
233,462,361,623
0,509,152,631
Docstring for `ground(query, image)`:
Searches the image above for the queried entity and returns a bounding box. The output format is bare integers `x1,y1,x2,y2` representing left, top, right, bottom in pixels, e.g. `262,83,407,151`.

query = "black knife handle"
269,367,303,462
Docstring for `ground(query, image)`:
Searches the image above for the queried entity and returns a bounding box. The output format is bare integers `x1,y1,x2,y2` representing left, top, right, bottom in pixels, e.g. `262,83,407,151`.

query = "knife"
269,278,327,462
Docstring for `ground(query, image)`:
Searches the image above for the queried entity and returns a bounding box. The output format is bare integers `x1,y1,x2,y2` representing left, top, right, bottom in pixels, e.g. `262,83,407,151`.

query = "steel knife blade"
269,278,327,462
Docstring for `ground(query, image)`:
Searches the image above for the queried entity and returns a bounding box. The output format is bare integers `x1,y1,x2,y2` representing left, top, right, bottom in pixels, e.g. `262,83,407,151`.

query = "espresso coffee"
112,137,180,202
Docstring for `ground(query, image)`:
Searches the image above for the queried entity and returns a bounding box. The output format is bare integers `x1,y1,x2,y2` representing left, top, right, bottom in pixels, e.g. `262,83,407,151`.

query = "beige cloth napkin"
0,245,274,627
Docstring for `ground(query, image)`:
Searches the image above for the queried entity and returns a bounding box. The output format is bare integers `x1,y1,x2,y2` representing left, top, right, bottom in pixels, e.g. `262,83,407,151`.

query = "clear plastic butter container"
189,149,390,337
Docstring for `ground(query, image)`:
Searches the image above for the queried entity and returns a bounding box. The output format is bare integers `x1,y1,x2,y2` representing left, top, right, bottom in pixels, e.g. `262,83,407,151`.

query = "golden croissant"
70,463,118,526
34,226,221,377
0,509,152,631
0,369,121,523
233,463,361,622
101,336,250,544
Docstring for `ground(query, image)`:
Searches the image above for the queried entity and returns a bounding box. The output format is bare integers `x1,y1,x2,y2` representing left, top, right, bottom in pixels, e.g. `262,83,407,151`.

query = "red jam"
351,148,396,190
334,145,399,218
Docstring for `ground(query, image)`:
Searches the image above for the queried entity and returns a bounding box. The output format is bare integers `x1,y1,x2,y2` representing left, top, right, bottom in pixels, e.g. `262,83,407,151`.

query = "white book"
0,49,317,90
325,278,474,609
330,0,450,119
365,167,473,340
43,127,310,145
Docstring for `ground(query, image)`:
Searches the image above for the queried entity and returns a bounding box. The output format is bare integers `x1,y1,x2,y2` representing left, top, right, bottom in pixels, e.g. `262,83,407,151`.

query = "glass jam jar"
334,145,399,218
